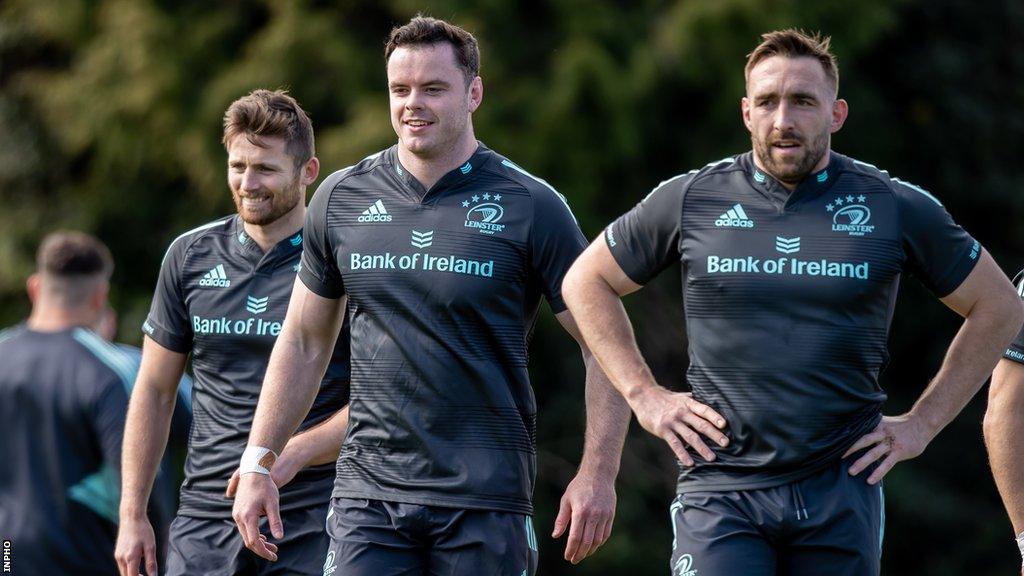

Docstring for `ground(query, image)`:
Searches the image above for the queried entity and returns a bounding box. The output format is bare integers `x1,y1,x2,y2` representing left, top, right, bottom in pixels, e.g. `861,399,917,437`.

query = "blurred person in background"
983,271,1024,575
0,231,128,575
563,29,1022,575
115,89,351,576
231,15,631,576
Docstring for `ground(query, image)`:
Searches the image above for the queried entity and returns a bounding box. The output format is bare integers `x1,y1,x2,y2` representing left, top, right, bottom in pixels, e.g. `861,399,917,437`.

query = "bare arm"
233,279,345,560
846,250,1024,483
562,239,650,400
562,238,728,465
556,310,630,482
280,404,350,467
248,280,346,452
551,310,631,563
985,358,1024,535
227,405,350,497
115,336,187,576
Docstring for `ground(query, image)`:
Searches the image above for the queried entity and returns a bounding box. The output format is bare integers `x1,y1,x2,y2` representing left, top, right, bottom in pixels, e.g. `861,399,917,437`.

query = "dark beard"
234,178,303,226
752,130,829,186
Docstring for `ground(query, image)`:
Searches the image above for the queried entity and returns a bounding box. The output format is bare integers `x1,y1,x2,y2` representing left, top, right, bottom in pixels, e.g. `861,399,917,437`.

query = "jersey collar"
742,151,845,207
387,143,491,203
231,215,304,271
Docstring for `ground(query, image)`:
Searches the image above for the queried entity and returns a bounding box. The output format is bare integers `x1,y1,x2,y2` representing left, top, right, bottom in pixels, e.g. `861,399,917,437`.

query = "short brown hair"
222,89,315,168
745,29,839,95
384,16,480,84
37,231,113,279
36,231,113,306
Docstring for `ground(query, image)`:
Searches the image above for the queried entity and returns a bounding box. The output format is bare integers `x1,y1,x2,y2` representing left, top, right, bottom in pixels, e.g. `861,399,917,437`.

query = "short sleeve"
605,177,687,285
91,374,129,472
142,239,193,352
529,188,588,313
298,175,345,299
894,180,980,297
1004,270,1024,364
68,371,129,524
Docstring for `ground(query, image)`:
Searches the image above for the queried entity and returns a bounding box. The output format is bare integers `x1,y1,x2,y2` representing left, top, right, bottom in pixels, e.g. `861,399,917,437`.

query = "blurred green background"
2,0,1022,573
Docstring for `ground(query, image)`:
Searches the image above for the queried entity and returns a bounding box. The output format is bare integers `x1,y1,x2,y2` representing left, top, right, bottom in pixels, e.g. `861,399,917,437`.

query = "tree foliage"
2,0,1022,573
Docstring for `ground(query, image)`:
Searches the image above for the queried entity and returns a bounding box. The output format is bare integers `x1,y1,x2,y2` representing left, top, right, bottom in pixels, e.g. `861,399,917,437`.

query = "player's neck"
241,201,306,253
27,304,97,333
398,132,479,191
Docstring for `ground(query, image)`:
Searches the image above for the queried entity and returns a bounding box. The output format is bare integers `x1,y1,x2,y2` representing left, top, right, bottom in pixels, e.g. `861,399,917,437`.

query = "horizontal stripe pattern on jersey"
144,214,351,518
300,144,586,514
607,152,979,492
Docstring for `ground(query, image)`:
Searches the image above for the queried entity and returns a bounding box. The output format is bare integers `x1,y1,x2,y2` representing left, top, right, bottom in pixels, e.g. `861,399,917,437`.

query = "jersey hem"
675,458,837,495
331,488,534,515
176,495,332,519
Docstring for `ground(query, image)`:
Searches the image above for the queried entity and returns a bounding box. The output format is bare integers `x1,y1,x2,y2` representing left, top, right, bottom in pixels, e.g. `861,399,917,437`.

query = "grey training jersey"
0,326,132,576
144,214,350,518
1004,270,1024,364
607,152,979,493
299,144,586,514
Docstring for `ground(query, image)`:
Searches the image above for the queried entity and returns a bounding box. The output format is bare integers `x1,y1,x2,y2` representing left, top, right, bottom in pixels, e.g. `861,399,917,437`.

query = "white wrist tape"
1016,530,1024,566
240,446,278,475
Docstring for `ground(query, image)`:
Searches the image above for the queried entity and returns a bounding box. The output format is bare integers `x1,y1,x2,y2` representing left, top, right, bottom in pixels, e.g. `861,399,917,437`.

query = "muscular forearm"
281,405,350,468
563,267,661,406
986,360,1024,533
119,382,177,519
578,353,630,479
563,244,727,465
911,296,1022,435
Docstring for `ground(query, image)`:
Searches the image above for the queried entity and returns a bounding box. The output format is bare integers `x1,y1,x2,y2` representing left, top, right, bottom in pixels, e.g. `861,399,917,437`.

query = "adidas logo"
357,199,393,223
198,264,231,287
714,203,755,228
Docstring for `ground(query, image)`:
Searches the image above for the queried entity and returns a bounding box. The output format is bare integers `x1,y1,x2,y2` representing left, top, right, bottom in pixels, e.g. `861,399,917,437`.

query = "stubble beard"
753,129,830,186
234,175,302,226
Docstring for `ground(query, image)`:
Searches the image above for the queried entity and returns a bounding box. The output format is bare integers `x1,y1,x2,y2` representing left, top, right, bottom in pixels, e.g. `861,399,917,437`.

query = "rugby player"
562,29,1023,575
115,89,351,576
0,231,128,575
983,271,1024,574
231,16,631,574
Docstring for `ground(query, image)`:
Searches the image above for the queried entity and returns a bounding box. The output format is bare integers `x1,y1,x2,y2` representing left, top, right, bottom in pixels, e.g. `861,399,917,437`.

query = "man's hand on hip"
630,387,729,466
844,413,936,484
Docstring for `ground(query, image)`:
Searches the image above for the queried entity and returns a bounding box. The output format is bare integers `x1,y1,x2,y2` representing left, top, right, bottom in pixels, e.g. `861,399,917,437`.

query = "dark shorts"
165,505,330,576
669,459,884,576
323,497,539,576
